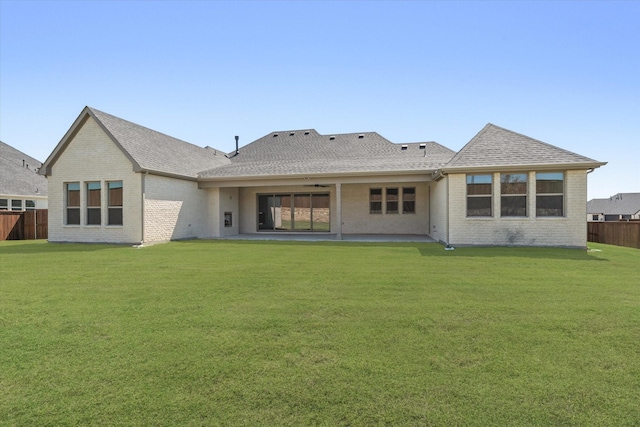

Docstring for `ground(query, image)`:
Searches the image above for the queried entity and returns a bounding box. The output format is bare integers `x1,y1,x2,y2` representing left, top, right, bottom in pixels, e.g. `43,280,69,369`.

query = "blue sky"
1,0,638,199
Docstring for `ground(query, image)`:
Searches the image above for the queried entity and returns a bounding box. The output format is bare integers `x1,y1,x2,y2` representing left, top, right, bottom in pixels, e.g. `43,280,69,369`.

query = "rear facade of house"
40,107,606,247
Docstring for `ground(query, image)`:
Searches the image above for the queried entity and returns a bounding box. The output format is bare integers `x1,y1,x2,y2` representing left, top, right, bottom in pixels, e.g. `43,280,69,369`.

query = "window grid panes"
370,188,382,214
501,173,527,217
536,172,564,217
0,199,7,210
108,181,123,225
402,187,416,214
467,174,492,217
66,182,80,225
86,182,101,225
386,188,399,214
11,200,23,211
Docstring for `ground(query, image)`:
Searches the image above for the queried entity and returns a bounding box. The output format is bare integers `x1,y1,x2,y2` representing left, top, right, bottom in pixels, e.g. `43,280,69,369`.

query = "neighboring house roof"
41,107,230,179
587,193,640,215
199,130,456,179
443,123,605,172
0,140,48,197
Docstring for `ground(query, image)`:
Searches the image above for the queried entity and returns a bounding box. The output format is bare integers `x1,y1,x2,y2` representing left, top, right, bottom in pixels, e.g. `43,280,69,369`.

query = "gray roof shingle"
587,193,640,215
0,141,48,197
199,131,456,178
444,123,604,170
87,108,230,178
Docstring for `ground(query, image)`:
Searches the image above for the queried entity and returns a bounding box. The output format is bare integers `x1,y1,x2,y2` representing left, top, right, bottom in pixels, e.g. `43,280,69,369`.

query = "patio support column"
336,182,342,240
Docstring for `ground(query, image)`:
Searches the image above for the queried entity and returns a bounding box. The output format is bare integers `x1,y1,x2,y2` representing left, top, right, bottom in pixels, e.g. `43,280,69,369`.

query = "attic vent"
358,134,364,139
401,145,408,150
329,136,336,140
304,131,310,135
273,133,279,137
419,143,426,149
290,132,295,136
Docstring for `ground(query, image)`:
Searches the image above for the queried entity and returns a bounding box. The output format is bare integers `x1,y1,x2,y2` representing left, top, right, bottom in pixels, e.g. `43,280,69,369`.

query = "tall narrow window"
370,188,382,214
66,182,80,225
536,172,564,216
501,173,527,217
467,174,492,217
386,188,399,214
402,187,416,214
86,182,101,225
108,181,123,225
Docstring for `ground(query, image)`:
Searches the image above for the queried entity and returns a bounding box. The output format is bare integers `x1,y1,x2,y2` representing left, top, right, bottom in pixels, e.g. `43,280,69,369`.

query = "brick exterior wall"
428,178,448,243
447,170,588,247
143,174,209,242
206,187,239,237
47,117,143,243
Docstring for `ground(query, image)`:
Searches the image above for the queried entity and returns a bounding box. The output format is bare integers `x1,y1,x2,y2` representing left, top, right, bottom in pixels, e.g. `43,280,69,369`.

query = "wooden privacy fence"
0,210,48,241
587,221,640,249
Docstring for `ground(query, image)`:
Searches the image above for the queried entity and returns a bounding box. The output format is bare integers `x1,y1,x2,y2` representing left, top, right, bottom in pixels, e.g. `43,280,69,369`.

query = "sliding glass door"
257,193,330,232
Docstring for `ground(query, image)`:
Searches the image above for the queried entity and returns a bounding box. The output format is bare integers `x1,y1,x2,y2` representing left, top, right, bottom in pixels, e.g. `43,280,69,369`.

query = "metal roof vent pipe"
235,135,239,156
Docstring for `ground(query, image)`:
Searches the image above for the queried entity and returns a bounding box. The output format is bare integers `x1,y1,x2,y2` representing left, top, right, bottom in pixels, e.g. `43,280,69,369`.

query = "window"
386,188,399,214
467,174,492,217
66,182,80,225
25,200,36,211
402,187,416,214
11,200,23,211
0,199,7,210
592,214,599,221
224,212,233,227
370,188,382,214
108,181,123,225
501,173,527,217
536,172,564,216
86,182,101,225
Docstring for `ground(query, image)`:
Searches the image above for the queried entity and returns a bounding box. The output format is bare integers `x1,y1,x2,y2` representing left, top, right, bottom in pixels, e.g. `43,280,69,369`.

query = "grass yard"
1,240,639,426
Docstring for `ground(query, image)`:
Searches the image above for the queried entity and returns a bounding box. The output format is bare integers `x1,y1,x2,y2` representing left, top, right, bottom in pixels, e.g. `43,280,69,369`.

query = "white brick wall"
48,117,142,243
447,170,588,247
144,174,209,242
206,187,239,237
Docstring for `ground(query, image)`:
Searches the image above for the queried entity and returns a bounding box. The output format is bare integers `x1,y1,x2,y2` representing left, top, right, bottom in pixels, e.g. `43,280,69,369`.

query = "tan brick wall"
48,117,142,243
207,187,239,237
144,174,209,242
448,170,588,247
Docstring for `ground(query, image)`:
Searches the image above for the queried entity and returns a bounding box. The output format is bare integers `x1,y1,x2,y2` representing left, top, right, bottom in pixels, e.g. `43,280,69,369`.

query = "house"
39,106,606,247
587,193,640,221
0,141,48,211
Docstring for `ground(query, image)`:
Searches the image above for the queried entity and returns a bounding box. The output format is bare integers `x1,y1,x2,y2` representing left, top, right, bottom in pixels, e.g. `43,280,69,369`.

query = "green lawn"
1,240,638,426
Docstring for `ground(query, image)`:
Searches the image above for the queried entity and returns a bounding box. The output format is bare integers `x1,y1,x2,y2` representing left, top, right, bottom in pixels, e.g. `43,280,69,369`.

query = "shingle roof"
42,107,230,179
199,131,456,178
0,141,48,197
587,193,640,215
444,123,604,170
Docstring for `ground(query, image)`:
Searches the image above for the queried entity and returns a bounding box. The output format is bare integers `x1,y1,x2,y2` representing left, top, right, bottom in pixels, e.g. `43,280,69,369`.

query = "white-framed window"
0,199,8,210
66,182,81,225
86,182,101,225
25,200,36,211
536,172,564,217
107,181,123,225
467,174,492,217
11,200,23,211
501,173,527,217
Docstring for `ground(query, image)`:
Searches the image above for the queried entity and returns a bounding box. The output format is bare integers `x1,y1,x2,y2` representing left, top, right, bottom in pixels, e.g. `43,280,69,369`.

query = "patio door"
257,193,329,232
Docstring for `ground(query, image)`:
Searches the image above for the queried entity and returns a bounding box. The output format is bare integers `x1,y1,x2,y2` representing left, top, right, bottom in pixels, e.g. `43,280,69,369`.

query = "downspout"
445,174,450,245
141,171,148,244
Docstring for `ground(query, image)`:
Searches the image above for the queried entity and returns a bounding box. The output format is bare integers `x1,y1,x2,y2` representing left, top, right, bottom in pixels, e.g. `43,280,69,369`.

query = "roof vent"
273,133,279,137
358,134,364,139
290,132,295,136
304,131,310,135
419,143,426,149
329,136,336,140
401,145,408,150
